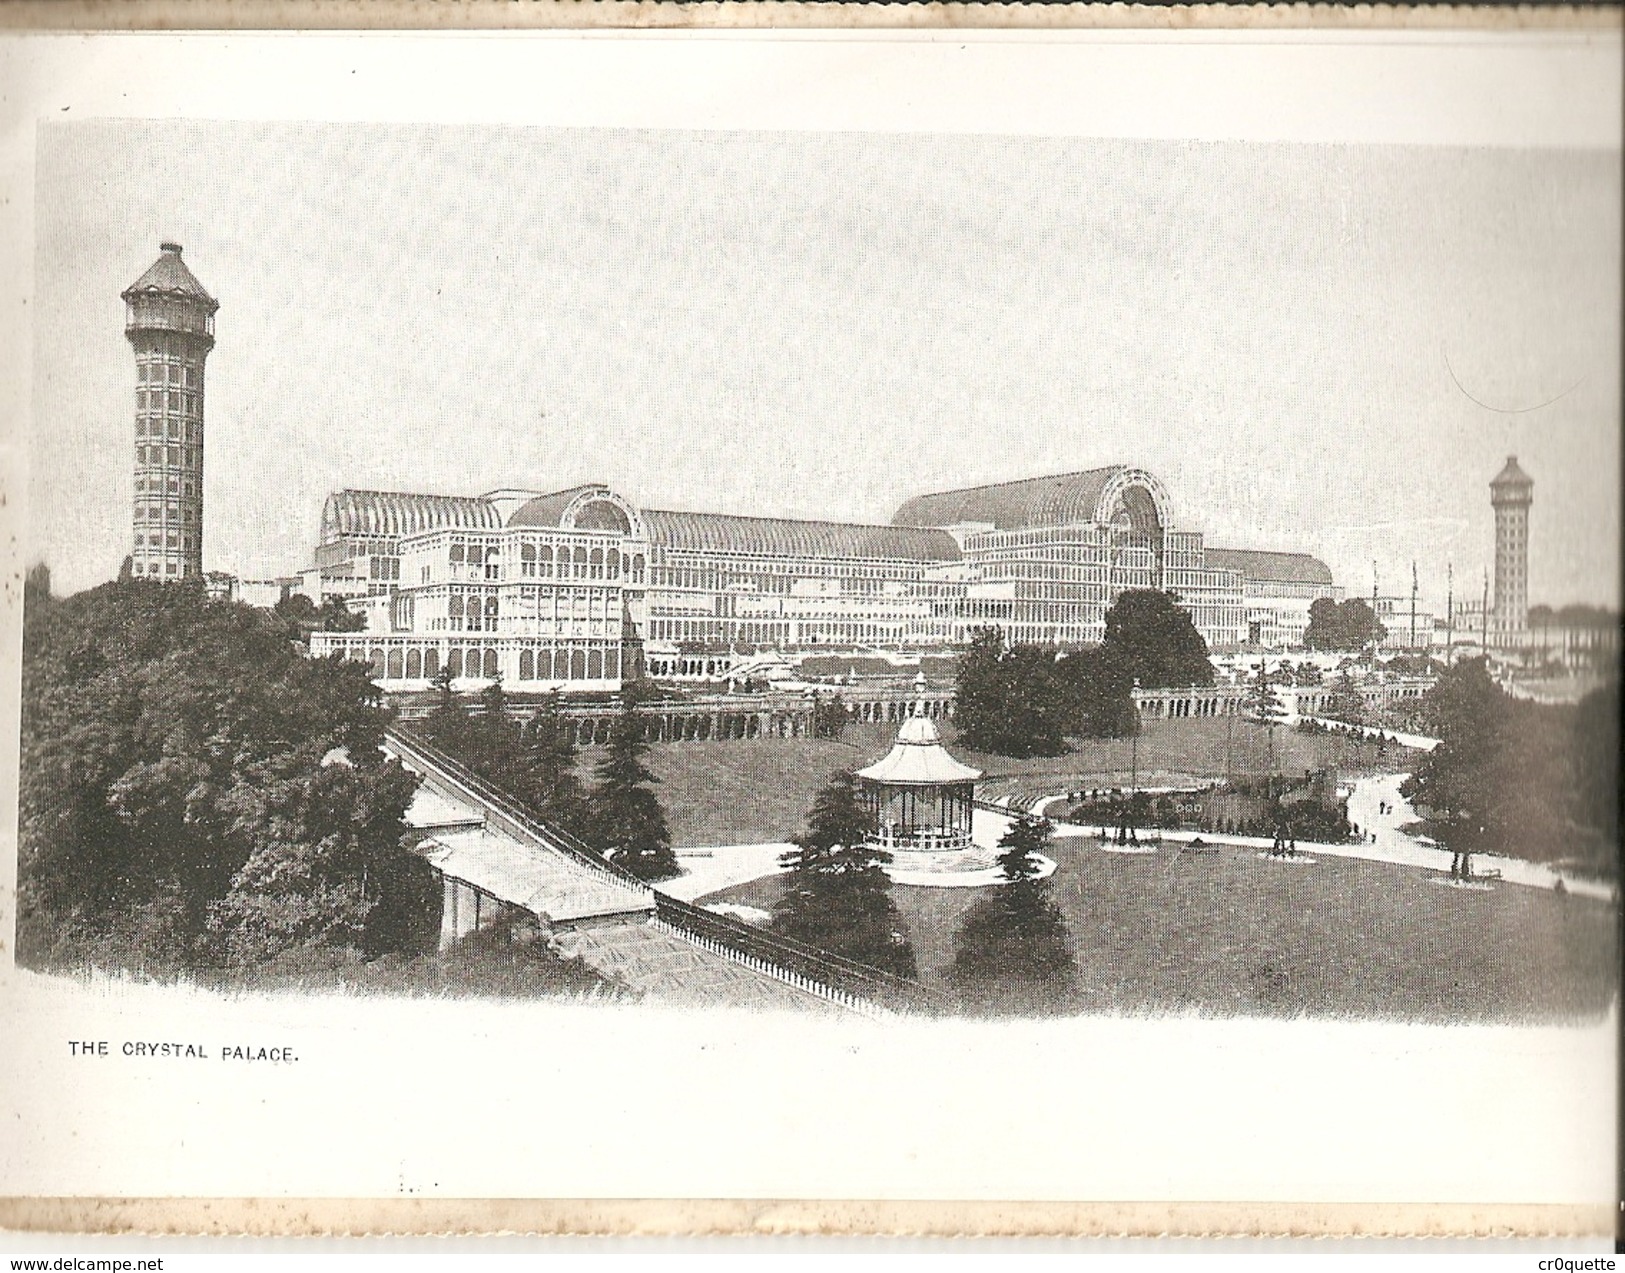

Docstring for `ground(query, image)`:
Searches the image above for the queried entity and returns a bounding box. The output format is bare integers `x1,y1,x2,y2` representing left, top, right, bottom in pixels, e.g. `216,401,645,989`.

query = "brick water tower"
123,243,218,581
1490,455,1533,637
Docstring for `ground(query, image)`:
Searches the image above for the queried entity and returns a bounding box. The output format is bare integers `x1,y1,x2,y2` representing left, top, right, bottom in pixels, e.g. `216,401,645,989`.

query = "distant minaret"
123,243,217,581
1489,455,1533,638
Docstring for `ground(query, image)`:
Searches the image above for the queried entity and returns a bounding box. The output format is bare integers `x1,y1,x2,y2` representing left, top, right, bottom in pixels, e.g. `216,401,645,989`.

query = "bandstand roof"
1204,547,1334,587
892,466,1126,531
856,714,982,786
321,489,501,542
122,243,218,310
643,509,961,563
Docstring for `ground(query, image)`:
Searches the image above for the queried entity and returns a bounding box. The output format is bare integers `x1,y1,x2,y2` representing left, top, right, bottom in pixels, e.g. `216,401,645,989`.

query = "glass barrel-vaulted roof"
1203,547,1334,587
642,509,961,563
892,466,1128,531
320,490,502,543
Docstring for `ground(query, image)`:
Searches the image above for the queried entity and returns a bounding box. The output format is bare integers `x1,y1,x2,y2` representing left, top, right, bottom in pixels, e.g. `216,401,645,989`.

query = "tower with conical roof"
1490,455,1533,637
123,243,217,581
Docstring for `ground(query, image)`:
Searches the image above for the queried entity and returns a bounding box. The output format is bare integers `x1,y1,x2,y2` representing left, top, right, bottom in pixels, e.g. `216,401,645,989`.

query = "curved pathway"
1018,775,1615,903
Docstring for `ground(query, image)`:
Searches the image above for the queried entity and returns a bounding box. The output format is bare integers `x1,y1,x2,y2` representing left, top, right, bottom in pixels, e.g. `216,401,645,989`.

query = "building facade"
123,243,217,581
1201,548,1344,649
306,465,1340,688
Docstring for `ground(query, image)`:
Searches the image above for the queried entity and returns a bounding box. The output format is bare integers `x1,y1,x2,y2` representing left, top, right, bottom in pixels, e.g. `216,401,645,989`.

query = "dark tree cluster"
1303,597,1386,652
424,675,679,882
19,576,435,975
809,691,852,741
272,591,366,641
1401,659,1619,877
769,770,918,979
951,815,1074,1012
954,591,1214,758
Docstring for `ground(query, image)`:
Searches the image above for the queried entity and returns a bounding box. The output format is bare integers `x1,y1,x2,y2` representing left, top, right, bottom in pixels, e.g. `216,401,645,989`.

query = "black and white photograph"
0,26,1619,1245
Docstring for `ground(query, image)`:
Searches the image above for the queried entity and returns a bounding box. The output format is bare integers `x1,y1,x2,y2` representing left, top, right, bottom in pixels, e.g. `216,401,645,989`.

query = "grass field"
630,715,1414,847
702,838,1618,1023
639,734,869,847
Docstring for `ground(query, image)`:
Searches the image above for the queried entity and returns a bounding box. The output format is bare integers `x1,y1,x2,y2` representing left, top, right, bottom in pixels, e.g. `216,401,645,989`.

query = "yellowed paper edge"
0,1198,1616,1239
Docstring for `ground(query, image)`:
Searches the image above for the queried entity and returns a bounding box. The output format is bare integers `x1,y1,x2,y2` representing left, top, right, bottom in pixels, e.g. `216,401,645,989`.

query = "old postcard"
0,24,1619,1241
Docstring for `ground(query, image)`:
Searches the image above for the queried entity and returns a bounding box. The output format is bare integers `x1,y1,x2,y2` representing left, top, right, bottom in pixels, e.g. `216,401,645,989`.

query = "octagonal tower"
1490,455,1533,636
123,243,217,581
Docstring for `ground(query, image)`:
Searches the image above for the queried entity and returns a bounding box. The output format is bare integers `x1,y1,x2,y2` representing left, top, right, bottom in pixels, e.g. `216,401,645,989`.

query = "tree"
526,691,588,834
1054,645,1136,739
273,592,321,641
17,578,427,973
1247,662,1288,793
1324,669,1367,726
24,562,51,611
1305,598,1386,652
951,815,1073,1010
1101,589,1214,688
953,627,1013,753
584,694,678,881
810,691,851,740
1400,658,1509,879
423,660,468,752
771,769,918,979
319,595,366,633
1571,681,1620,854
952,628,1069,758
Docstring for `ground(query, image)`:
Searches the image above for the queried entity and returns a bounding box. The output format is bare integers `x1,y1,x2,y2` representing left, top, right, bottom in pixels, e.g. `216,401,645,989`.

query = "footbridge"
383,728,938,1016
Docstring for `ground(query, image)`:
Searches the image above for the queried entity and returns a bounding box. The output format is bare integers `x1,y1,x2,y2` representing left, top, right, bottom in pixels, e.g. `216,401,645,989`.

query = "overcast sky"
29,120,1621,607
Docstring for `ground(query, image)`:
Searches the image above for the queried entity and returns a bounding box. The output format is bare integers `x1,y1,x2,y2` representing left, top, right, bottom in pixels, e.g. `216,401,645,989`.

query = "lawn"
623,714,1415,846
701,837,1618,1024
636,734,870,847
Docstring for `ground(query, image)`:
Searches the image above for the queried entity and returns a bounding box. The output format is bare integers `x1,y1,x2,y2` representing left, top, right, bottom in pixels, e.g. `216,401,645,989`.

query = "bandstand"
857,678,994,881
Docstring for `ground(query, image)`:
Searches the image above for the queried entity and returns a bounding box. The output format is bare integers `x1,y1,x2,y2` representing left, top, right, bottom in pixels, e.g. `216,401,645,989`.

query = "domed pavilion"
857,676,993,879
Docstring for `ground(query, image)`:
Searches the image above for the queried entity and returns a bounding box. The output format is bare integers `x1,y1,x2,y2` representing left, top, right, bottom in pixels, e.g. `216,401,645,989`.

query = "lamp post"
1128,676,1141,844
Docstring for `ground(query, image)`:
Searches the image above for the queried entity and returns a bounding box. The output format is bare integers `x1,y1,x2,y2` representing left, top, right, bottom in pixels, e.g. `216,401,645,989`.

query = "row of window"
135,531,194,550
131,560,184,576
136,388,201,411
136,475,198,497
136,361,201,387
135,501,198,519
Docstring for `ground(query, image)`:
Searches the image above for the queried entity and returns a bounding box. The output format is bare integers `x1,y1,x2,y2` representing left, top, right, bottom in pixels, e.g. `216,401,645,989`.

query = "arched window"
483,649,499,679
485,596,499,619
446,648,462,678
587,648,603,679
450,543,465,565
448,594,464,630
538,545,554,577
521,543,537,577
424,648,440,678
589,547,604,580
386,648,404,679
368,648,385,676
573,546,588,577
606,549,620,579
631,554,645,584
519,649,534,680
406,648,422,679
570,648,587,681
606,646,620,680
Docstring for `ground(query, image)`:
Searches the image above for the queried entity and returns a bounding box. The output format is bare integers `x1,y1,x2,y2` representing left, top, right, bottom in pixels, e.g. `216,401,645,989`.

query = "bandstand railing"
867,828,974,854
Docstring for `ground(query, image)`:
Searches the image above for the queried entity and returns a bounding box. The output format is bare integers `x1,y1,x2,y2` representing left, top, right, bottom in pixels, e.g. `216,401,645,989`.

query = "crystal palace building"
304,468,1341,689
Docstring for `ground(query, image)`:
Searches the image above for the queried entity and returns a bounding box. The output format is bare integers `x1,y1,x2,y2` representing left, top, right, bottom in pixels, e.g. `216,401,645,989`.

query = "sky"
28,120,1622,608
